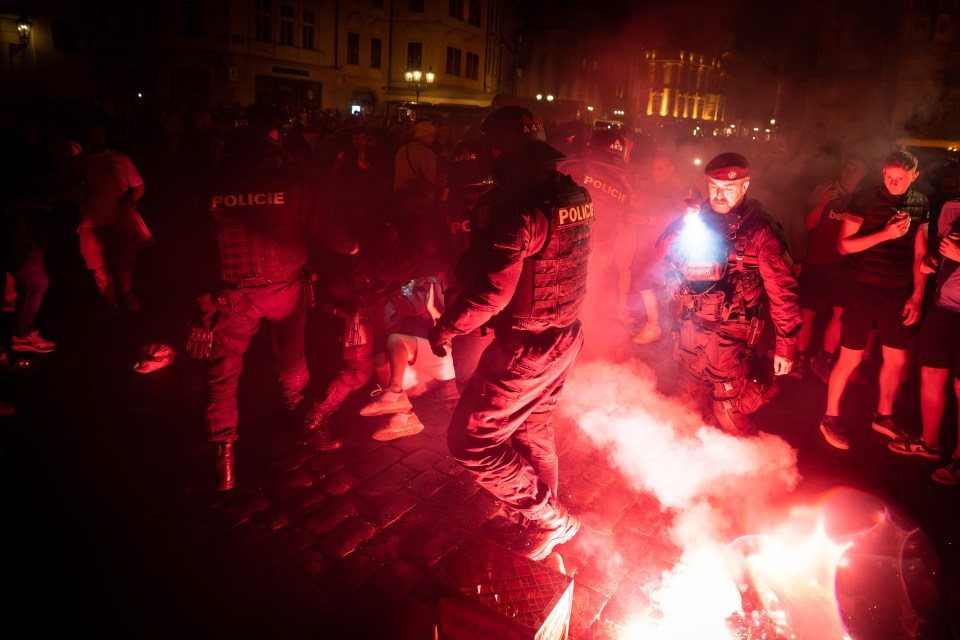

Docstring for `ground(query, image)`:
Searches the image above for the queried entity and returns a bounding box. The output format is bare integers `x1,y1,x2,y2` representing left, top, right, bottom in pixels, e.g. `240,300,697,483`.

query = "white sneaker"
372,411,424,441
11,331,56,353
631,325,662,345
359,386,413,416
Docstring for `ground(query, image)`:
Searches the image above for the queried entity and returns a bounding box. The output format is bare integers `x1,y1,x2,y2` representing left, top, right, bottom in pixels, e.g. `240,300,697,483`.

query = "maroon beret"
704,152,750,180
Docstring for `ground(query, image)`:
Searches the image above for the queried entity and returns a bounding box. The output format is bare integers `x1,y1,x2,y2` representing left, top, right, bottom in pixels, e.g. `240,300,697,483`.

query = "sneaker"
820,415,849,450
359,386,412,416
871,413,911,440
932,456,960,485
11,331,56,353
371,411,424,441
631,324,662,345
521,504,581,561
888,436,941,459
809,353,833,384
305,411,343,451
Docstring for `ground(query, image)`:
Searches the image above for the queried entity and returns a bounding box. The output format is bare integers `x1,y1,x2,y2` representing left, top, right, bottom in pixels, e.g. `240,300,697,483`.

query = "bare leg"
797,307,817,353
385,333,418,392
919,366,949,448
822,306,842,354
639,289,660,330
877,346,907,416
826,347,863,416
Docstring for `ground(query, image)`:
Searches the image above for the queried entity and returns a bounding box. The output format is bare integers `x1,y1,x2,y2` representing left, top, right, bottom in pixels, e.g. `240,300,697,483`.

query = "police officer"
428,106,593,561
557,128,640,325
187,103,355,491
659,152,801,434
440,136,497,392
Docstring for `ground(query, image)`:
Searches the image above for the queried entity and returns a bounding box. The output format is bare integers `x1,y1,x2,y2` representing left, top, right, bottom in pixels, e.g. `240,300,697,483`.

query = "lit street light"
404,68,435,104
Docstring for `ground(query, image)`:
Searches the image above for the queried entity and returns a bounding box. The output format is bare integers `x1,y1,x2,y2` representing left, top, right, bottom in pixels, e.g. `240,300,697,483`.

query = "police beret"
704,152,750,180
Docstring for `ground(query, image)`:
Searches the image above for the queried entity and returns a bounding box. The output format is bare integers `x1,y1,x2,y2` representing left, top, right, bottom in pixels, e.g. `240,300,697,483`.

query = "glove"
427,324,449,358
186,326,214,360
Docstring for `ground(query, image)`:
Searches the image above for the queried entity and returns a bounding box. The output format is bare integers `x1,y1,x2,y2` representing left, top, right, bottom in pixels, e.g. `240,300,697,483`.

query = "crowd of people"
2,96,959,562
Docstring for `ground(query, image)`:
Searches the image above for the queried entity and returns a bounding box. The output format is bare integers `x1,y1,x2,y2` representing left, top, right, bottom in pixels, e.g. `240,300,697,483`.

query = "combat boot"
305,409,343,451
216,443,235,491
521,503,581,561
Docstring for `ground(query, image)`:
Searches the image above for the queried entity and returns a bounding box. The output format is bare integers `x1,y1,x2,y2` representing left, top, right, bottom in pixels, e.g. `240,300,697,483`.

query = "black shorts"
918,303,960,375
838,279,915,351
797,263,841,313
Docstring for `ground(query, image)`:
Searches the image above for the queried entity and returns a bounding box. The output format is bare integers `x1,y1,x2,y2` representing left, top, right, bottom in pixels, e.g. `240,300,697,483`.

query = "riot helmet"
479,106,546,157
448,137,493,187
589,129,631,165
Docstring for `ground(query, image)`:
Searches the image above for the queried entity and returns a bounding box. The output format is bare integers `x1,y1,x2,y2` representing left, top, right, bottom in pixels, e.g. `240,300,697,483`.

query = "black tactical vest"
504,173,594,330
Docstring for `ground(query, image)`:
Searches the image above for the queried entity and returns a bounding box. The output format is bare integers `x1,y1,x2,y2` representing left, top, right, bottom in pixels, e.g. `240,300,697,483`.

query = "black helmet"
590,129,631,165
479,106,546,156
241,103,288,138
449,137,492,187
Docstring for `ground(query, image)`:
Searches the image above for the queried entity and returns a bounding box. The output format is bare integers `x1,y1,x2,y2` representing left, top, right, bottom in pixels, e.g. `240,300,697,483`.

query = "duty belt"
690,314,749,333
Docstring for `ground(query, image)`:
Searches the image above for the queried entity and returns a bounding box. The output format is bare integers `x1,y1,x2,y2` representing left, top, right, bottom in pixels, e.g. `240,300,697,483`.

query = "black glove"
427,324,449,358
186,326,214,360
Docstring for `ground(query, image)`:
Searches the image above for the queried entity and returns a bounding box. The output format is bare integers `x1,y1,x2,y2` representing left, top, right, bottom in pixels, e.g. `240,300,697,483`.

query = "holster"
193,289,240,332
343,312,369,348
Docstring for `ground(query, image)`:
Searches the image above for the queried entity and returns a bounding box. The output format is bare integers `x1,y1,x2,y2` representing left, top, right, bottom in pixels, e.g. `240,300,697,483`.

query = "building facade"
4,0,519,115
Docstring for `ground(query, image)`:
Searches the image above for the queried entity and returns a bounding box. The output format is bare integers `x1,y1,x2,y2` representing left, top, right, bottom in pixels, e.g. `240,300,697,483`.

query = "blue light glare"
680,212,714,260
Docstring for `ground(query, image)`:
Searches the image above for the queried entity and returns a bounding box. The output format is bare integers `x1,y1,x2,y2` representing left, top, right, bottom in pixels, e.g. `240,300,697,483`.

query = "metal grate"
436,537,572,631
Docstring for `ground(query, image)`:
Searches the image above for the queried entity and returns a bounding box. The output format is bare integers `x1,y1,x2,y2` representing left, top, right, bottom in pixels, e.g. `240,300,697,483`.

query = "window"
371,37,382,68
449,0,463,20
255,0,270,42
280,4,294,45
407,42,423,69
302,11,314,49
409,0,425,12
347,32,360,65
446,46,462,76
468,0,481,27
465,52,479,80
185,0,203,35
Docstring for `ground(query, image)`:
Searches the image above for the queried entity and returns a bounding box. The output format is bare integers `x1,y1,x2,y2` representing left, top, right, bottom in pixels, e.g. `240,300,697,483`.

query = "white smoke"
562,358,801,637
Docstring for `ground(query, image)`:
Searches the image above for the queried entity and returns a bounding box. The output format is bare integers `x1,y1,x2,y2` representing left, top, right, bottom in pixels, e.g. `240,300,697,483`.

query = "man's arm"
903,222,929,325
805,183,837,231
837,212,909,254
757,226,802,373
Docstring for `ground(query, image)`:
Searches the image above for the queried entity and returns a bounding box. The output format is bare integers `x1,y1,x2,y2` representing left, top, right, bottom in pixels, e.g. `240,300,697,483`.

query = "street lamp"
10,13,32,56
404,68,435,104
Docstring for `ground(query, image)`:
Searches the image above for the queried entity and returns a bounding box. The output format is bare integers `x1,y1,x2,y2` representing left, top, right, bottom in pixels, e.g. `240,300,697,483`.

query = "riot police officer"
659,152,801,434
428,106,594,561
187,103,355,491
556,128,640,325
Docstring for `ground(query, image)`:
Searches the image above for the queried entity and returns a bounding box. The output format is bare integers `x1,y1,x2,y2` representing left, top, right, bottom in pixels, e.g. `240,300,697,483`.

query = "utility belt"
224,266,307,295
688,312,765,348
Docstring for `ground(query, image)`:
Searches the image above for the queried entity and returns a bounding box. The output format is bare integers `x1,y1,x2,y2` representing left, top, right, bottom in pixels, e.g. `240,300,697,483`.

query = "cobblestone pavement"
2,219,958,639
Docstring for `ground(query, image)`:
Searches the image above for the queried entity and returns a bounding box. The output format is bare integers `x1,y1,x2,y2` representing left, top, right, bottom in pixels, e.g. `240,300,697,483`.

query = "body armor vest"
210,163,308,287
503,174,594,330
677,201,780,323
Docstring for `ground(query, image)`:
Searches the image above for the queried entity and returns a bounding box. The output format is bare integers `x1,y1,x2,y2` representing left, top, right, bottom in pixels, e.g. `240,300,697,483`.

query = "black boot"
305,409,343,451
216,442,235,491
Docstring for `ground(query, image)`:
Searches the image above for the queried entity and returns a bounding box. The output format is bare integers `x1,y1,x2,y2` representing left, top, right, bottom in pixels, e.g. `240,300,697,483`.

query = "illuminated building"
2,1,520,114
